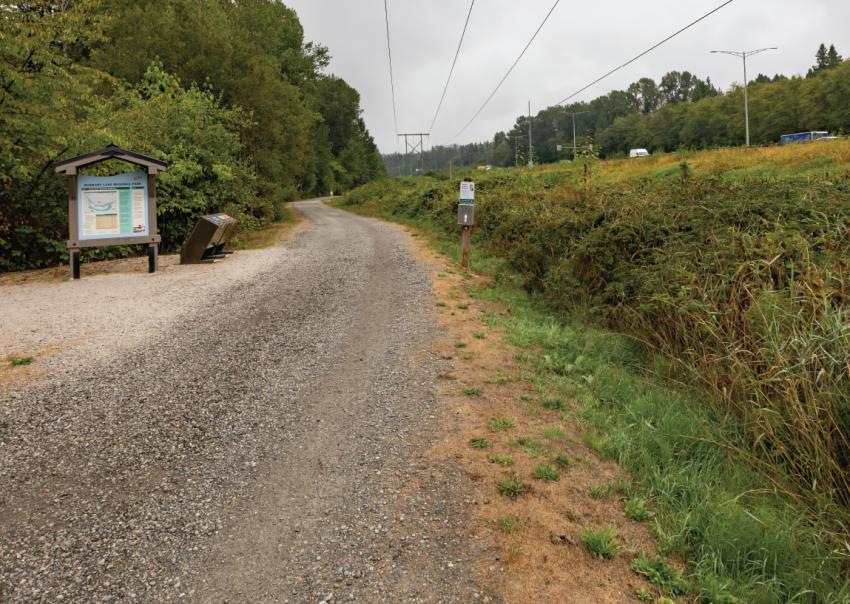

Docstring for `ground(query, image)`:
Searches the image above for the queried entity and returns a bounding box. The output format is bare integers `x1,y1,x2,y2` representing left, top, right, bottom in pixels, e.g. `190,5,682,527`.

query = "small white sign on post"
459,181,475,203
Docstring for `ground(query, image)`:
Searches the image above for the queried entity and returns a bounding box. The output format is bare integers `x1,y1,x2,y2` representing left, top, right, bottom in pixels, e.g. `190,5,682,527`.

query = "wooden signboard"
54,145,168,279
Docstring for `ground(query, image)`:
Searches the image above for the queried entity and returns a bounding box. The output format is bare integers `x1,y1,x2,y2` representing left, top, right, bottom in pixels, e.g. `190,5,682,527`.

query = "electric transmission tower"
398,133,429,175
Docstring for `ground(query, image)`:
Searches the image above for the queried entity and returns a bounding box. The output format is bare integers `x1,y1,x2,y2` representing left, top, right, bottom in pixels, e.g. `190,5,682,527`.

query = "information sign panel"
77,172,149,241
459,181,475,203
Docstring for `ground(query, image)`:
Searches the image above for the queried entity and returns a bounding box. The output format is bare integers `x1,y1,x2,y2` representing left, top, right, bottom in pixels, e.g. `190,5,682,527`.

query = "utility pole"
527,101,533,168
398,133,430,175
711,48,777,146
565,110,589,158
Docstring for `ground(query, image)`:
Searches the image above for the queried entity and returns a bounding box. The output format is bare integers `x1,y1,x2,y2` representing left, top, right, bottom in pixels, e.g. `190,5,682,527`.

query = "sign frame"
54,144,168,278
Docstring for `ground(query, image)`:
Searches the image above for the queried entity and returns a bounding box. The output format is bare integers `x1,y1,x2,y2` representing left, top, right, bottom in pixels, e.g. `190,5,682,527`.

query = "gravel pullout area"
0,200,497,602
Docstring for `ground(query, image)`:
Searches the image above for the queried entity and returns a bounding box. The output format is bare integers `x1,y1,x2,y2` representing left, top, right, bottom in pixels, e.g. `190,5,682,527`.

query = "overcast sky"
284,0,850,153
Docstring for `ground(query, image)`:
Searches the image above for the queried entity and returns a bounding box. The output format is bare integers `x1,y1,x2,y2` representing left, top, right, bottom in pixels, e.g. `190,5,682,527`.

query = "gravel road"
0,200,496,602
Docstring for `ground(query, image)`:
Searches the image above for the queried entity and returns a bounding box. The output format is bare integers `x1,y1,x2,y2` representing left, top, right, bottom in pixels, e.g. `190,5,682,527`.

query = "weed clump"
498,474,528,498
497,515,519,532
552,452,571,469
542,398,566,411
489,454,514,466
624,497,652,522
489,418,514,432
532,464,560,482
580,526,619,559
631,552,691,597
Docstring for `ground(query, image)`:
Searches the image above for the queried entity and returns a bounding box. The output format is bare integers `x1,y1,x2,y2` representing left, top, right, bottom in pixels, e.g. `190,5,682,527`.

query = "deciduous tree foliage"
0,0,383,271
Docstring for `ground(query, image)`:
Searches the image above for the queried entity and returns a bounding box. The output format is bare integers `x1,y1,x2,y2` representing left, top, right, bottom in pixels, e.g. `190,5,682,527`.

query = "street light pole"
711,47,777,146
528,101,534,168
565,110,589,158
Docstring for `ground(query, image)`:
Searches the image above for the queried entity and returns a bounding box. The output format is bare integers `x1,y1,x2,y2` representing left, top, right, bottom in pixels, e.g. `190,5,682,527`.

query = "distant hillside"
384,49,849,173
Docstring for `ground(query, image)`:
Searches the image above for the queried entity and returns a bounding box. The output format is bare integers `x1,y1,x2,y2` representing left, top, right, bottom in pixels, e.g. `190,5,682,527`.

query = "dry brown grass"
534,137,850,183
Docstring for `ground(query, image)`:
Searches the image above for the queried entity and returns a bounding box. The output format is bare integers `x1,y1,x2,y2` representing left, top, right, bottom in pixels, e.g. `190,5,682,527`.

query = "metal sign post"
458,178,475,270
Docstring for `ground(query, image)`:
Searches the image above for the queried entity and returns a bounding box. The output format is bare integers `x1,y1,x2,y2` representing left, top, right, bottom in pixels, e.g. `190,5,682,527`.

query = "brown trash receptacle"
180,214,238,264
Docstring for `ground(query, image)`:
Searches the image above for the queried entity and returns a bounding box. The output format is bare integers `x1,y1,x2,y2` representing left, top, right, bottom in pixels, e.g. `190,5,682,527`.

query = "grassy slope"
341,141,850,602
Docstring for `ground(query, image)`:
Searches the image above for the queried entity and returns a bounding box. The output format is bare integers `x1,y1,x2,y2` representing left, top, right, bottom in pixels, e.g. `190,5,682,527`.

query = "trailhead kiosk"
54,145,168,279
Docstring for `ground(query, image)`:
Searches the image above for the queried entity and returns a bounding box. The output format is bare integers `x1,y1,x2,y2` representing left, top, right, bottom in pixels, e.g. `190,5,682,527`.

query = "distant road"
0,200,493,602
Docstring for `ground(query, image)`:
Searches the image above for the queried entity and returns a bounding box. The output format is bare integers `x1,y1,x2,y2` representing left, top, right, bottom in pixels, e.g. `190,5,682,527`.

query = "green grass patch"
532,463,560,482
485,372,510,384
580,526,619,560
541,398,566,411
588,483,615,500
9,356,34,366
489,454,514,466
542,426,566,441
470,438,490,450
472,331,486,339
631,552,691,597
552,451,571,469
624,497,653,522
498,515,520,532
462,387,482,396
510,436,547,457
498,473,529,498
488,418,514,432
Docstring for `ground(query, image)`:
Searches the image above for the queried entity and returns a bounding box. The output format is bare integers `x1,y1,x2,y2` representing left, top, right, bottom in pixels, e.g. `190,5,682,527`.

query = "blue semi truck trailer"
780,131,829,144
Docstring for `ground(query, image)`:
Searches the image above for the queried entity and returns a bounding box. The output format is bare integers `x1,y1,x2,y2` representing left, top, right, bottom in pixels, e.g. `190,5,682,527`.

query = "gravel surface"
0,200,497,602
0,226,301,371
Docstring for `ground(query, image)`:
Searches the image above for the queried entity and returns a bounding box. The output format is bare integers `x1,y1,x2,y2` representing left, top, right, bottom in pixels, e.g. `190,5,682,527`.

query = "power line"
555,0,736,106
428,0,476,134
448,0,561,143
383,0,399,135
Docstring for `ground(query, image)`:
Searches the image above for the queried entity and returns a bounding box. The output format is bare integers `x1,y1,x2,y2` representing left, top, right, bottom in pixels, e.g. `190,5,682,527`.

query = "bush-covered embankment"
345,142,850,515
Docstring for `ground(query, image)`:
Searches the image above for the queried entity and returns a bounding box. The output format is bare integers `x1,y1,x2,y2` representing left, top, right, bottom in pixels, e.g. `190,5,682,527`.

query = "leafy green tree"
1,0,383,272
0,1,108,270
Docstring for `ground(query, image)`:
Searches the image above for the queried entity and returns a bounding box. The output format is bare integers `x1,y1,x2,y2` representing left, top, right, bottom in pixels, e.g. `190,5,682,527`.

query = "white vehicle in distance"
629,148,650,158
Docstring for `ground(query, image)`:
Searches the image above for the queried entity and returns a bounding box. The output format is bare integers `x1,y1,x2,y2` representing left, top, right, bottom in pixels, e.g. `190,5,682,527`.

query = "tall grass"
340,205,850,600
343,141,850,515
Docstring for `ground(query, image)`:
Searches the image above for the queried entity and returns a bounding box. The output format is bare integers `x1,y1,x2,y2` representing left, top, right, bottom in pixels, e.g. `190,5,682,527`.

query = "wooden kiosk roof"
54,144,169,175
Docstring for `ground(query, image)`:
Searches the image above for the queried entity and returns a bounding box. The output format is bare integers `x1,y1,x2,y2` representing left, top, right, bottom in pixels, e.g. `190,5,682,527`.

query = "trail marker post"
458,178,475,270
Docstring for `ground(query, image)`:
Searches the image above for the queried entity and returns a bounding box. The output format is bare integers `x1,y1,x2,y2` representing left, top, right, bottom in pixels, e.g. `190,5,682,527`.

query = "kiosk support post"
148,243,158,273
71,250,81,280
